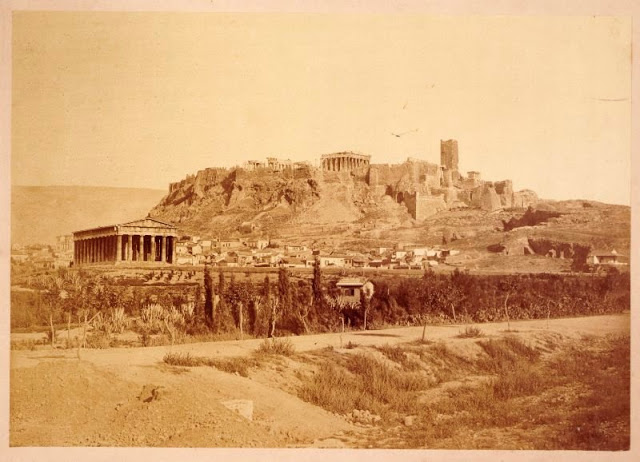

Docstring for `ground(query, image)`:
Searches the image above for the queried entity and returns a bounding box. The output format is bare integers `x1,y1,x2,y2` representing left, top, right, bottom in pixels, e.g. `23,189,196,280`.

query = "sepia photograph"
1,1,638,461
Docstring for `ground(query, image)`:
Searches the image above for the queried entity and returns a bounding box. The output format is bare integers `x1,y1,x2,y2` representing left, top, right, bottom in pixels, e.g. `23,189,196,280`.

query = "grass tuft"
163,351,260,376
456,326,484,338
256,337,296,356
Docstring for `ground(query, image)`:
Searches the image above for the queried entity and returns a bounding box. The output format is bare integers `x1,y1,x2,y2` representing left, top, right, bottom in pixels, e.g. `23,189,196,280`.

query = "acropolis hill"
149,140,538,238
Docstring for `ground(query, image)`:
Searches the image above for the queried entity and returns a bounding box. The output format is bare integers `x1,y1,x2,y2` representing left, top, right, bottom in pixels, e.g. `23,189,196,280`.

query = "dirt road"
9,313,630,448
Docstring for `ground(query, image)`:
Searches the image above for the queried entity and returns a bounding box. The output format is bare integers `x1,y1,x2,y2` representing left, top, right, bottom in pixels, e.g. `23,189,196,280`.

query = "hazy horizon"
12,13,631,205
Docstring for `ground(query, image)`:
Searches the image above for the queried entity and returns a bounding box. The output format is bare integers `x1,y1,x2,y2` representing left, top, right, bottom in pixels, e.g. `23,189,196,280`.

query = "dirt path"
9,313,630,448
11,313,630,370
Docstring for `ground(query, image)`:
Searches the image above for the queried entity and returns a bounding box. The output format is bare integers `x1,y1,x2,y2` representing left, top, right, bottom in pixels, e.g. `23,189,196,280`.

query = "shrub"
164,352,205,367
85,331,113,349
256,337,295,356
457,326,484,338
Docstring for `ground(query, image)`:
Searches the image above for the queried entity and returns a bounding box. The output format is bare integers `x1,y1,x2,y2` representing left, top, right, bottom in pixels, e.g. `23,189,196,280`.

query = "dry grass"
456,326,484,338
376,344,421,371
162,338,295,377
255,338,296,356
298,333,629,450
299,352,427,417
163,351,260,377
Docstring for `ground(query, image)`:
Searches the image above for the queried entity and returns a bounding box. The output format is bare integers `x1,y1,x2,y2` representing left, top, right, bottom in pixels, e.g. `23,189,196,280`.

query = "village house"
246,238,269,250
587,249,626,266
175,241,191,255
219,239,244,250
281,257,307,268
11,252,29,263
235,250,256,266
285,244,308,252
336,277,375,303
318,254,347,268
175,254,197,265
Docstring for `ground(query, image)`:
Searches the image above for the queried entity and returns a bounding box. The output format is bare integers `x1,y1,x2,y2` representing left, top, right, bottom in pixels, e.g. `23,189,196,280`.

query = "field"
10,313,630,449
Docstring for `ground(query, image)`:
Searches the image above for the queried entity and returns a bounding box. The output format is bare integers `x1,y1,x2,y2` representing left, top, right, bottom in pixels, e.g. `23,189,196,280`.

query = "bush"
256,337,295,356
457,326,484,338
85,331,114,349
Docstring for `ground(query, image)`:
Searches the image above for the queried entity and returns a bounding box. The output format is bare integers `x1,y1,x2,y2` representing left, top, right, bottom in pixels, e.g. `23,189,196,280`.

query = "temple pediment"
120,217,176,229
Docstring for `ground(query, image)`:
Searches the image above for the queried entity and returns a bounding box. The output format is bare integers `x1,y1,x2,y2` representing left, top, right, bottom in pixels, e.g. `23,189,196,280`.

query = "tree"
312,258,324,313
278,267,292,316
499,277,519,331
203,264,213,326
360,287,370,330
292,281,312,334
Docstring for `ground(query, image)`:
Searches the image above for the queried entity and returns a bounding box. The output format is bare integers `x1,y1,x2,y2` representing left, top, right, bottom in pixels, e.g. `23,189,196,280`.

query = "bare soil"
10,313,630,448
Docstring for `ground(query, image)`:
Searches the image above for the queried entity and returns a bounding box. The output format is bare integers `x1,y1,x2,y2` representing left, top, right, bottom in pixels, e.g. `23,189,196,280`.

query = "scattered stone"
137,384,164,403
221,399,254,421
403,416,415,426
346,409,381,425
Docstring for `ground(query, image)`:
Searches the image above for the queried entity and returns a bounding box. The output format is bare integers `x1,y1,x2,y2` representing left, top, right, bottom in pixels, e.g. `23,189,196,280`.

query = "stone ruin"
365,139,537,219
165,139,537,221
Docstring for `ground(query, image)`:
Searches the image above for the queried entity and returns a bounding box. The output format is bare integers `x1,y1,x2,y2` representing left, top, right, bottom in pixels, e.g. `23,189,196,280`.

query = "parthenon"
321,152,371,172
73,217,178,266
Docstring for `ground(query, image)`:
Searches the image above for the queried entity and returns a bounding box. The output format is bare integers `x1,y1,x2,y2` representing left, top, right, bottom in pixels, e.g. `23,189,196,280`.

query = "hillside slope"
11,185,166,245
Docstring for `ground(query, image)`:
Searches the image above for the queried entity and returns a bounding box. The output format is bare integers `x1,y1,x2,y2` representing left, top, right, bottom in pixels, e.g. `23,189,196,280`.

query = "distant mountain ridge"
11,185,166,245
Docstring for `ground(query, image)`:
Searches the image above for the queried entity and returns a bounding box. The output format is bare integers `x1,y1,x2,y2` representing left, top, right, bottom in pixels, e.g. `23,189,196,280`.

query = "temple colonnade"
73,218,178,266
321,152,371,172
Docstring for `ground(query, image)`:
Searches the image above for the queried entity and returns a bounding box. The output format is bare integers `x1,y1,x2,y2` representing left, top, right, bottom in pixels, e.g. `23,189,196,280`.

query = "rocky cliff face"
150,160,538,238
151,166,338,236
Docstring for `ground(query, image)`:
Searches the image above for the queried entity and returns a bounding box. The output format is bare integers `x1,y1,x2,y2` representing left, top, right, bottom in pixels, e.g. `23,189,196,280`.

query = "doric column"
171,236,177,264
160,236,166,263
142,235,147,261
138,235,143,261
151,235,157,262
116,234,122,262
126,235,132,261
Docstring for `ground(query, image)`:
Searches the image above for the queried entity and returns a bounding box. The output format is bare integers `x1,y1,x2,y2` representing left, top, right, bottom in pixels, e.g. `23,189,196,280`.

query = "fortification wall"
404,192,447,220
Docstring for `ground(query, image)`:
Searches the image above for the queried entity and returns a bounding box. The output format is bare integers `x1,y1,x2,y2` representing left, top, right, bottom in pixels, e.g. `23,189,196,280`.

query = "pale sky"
11,12,631,204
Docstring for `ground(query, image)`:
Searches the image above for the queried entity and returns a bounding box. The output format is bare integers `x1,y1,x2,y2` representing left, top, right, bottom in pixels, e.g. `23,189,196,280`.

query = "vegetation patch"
162,351,261,377
297,334,629,450
255,338,296,356
456,326,484,338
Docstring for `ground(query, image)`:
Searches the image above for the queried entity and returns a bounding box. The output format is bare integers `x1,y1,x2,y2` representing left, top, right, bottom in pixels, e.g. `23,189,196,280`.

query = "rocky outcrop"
150,148,539,235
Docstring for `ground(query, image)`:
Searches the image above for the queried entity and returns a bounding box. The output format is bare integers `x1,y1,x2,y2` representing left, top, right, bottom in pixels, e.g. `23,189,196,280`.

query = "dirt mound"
10,356,356,447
